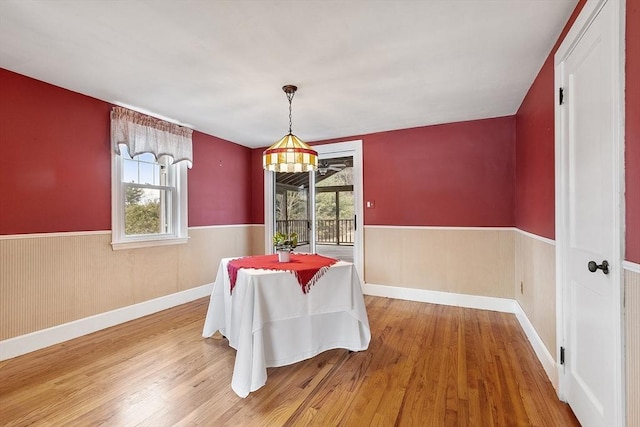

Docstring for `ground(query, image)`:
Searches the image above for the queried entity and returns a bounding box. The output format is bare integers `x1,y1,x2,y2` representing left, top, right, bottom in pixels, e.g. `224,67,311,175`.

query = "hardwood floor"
0,296,579,426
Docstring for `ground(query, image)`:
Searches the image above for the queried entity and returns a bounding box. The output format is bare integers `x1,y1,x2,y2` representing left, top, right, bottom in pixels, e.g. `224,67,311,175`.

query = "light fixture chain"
287,91,294,134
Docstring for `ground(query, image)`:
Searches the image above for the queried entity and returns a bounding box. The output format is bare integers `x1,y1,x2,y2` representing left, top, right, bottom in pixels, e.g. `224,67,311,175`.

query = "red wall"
514,1,586,240
250,149,265,224
0,69,252,235
626,0,640,263
514,53,557,239
251,116,516,227
362,117,515,226
188,131,252,226
0,69,112,234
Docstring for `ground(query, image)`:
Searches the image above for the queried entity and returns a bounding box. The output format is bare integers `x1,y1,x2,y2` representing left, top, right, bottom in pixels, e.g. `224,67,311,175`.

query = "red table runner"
227,254,338,294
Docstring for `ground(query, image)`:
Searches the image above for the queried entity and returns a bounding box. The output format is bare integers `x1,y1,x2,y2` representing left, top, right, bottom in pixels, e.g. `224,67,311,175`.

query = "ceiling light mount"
263,84,318,173
282,84,297,95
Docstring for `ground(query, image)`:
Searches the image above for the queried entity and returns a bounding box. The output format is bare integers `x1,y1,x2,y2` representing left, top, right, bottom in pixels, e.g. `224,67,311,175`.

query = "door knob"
588,260,609,275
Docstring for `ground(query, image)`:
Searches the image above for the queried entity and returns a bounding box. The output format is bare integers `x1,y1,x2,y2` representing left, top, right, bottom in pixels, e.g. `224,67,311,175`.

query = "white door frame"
264,140,364,277
554,0,625,423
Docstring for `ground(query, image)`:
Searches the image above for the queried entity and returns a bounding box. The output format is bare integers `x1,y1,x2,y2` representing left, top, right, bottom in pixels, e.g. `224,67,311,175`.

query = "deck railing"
316,219,354,245
275,219,354,245
276,219,309,243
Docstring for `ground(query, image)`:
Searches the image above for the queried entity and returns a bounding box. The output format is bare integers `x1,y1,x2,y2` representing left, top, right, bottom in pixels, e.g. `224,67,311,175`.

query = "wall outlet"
520,281,524,294
366,200,375,208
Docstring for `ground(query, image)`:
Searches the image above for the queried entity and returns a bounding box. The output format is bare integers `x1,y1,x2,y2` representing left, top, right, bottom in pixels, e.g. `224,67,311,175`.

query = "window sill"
111,236,189,250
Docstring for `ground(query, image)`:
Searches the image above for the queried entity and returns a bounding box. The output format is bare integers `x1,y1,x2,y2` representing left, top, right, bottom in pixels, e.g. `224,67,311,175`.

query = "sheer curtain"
111,106,193,168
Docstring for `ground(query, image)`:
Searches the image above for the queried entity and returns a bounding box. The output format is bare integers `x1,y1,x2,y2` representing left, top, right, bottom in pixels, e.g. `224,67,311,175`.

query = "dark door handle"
588,260,609,275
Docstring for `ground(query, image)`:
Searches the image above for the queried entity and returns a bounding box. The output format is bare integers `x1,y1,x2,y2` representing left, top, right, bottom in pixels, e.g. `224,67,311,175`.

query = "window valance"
111,106,193,168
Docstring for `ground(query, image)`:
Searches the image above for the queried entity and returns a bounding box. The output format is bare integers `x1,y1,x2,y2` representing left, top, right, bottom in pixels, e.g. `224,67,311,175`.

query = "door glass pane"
339,191,355,245
315,156,354,263
275,171,311,254
275,192,285,220
316,192,336,244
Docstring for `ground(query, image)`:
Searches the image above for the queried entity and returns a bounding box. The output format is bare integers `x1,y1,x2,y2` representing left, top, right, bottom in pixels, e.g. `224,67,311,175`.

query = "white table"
202,257,371,398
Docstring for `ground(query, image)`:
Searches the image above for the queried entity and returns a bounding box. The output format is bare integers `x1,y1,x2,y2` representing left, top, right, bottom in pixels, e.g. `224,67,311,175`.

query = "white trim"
623,261,640,274
554,0,625,424
363,283,516,313
516,228,556,246
189,224,263,230
364,225,516,231
0,284,213,361
309,164,317,253
178,160,189,238
264,169,275,254
0,224,263,240
363,225,556,245
554,42,569,403
514,301,559,390
111,236,189,250
0,230,111,240
555,1,608,65
315,140,363,155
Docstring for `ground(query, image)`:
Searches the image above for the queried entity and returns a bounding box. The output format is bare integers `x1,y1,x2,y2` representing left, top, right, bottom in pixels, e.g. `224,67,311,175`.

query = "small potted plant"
273,231,298,262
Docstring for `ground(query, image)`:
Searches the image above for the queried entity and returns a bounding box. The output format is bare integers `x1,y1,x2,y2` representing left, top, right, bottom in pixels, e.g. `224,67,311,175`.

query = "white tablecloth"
202,257,371,398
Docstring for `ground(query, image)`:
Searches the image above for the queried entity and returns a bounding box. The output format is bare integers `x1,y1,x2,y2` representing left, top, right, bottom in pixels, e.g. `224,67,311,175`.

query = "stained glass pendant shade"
263,85,318,173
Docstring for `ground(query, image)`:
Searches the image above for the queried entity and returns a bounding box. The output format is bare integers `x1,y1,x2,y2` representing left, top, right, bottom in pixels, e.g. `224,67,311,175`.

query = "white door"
312,141,364,276
556,0,623,425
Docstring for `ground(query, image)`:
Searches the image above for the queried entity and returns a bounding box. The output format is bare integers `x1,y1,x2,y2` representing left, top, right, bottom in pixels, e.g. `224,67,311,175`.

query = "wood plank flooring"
0,296,579,426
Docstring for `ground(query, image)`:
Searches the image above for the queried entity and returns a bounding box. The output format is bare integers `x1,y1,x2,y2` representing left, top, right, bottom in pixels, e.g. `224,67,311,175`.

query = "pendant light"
263,85,318,173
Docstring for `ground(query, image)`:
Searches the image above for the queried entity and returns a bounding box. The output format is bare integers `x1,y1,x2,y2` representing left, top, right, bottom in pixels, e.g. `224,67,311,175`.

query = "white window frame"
111,149,188,250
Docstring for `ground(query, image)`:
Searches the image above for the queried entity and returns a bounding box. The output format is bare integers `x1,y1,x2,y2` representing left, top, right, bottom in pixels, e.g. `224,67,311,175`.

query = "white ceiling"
0,0,576,148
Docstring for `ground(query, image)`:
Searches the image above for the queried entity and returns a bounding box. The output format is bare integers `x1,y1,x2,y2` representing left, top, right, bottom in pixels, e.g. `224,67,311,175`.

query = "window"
110,107,191,250
112,146,188,249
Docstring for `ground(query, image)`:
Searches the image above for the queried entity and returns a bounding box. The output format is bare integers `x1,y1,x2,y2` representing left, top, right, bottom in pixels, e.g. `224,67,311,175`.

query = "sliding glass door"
314,156,354,263
275,170,311,254
265,140,364,275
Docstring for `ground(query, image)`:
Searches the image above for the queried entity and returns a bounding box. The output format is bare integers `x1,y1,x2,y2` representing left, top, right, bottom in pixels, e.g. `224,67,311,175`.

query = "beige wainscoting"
364,227,515,299
626,267,640,427
514,232,557,361
0,226,256,341
249,224,266,255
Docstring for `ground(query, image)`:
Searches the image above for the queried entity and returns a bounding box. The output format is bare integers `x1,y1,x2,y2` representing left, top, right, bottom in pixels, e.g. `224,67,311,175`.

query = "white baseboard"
0,284,213,361
362,283,557,388
513,301,559,390
363,283,517,313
